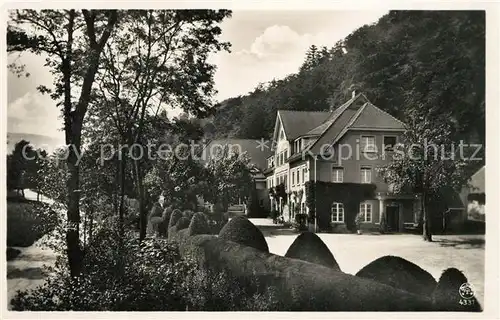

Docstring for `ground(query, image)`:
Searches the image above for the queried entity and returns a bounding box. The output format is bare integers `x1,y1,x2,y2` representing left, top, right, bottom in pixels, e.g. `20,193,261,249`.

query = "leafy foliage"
203,145,254,211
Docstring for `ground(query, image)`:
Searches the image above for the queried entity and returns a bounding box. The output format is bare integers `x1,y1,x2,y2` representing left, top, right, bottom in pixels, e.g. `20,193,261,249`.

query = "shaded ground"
253,219,485,307
6,244,57,308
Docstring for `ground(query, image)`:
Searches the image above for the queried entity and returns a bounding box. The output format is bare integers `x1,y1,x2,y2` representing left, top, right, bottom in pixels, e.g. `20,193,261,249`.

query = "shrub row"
179,234,433,311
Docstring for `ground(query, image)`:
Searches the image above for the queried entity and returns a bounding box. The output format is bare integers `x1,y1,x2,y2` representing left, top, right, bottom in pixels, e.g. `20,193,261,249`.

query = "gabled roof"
350,103,405,129
278,110,331,141
202,138,272,171
307,93,370,154
304,95,360,136
285,94,407,162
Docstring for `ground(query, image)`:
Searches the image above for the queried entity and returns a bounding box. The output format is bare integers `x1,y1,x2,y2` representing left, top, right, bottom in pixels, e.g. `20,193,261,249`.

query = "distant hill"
6,132,64,154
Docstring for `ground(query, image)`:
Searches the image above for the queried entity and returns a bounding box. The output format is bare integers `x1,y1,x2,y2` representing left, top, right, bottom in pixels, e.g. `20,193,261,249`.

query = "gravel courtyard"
257,220,485,306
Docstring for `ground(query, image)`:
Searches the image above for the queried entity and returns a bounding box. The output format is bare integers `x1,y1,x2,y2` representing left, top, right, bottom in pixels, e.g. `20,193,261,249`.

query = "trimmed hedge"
183,210,194,221
432,268,481,311
147,216,163,236
168,217,191,240
218,216,269,253
148,202,163,218
355,255,437,296
168,209,183,229
284,232,340,271
188,213,210,236
179,235,434,311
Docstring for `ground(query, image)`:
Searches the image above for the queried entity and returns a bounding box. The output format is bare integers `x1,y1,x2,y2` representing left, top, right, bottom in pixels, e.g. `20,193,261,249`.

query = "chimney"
352,90,356,99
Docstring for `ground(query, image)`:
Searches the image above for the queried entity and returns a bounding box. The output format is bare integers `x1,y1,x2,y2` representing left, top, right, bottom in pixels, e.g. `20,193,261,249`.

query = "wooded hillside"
204,11,485,147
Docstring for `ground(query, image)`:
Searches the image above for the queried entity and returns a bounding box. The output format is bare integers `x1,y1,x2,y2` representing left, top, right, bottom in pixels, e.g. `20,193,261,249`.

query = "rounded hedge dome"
355,255,436,296
168,209,183,229
183,210,194,221
285,231,340,270
218,216,269,252
188,212,210,236
175,216,191,231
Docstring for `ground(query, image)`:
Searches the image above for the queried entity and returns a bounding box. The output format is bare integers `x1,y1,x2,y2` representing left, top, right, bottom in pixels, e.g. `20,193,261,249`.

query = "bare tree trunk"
118,155,127,239
88,208,94,246
67,150,83,278
422,192,433,242
134,159,147,241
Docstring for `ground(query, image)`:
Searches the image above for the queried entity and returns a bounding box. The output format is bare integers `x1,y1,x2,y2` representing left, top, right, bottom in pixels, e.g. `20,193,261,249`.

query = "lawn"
260,223,485,307
7,199,58,248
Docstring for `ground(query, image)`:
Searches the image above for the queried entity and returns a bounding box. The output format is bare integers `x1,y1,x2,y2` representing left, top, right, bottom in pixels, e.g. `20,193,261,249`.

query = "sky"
7,9,388,149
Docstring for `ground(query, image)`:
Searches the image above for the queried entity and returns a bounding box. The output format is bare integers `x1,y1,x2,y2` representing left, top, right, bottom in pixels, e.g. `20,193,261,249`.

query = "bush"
188,213,210,236
432,268,481,311
292,213,308,231
168,209,183,229
168,216,191,240
180,235,434,311
183,210,194,221
176,217,191,231
11,228,194,311
218,216,269,252
7,200,58,247
205,209,227,234
147,216,163,237
10,223,283,311
183,266,282,311
148,202,163,218
284,232,340,270
355,255,436,296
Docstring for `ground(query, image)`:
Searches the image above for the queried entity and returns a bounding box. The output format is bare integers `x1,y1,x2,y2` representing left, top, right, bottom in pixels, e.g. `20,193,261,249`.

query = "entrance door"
386,204,399,232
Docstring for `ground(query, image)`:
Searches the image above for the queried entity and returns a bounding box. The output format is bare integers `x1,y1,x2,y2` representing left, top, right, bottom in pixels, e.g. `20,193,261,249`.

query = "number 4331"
459,299,475,305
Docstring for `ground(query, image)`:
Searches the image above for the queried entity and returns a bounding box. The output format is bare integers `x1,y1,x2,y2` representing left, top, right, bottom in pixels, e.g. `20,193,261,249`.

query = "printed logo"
459,282,475,300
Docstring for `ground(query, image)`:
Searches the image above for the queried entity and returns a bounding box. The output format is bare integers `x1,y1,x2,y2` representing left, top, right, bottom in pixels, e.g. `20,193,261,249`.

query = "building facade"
264,93,420,232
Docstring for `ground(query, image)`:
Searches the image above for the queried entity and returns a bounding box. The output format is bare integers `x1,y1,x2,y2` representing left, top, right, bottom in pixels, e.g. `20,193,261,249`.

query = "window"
360,202,372,222
383,136,397,151
361,167,372,183
361,135,376,153
331,202,344,223
301,203,306,214
297,169,301,185
280,130,285,140
292,171,295,185
302,167,306,183
332,167,343,183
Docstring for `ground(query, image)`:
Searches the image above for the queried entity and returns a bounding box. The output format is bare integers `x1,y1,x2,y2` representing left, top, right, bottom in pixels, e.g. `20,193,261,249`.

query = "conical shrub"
218,216,269,252
183,209,194,221
168,209,183,229
285,232,340,270
355,255,436,296
188,212,210,236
